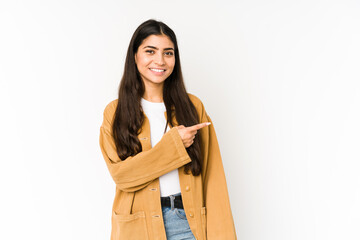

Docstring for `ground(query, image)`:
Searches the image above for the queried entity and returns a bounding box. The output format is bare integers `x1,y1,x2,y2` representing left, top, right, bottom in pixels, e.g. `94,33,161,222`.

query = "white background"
1,0,360,239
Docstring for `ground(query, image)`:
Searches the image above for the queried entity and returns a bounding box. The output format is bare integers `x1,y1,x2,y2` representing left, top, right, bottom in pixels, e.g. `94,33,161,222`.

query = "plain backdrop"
1,0,359,239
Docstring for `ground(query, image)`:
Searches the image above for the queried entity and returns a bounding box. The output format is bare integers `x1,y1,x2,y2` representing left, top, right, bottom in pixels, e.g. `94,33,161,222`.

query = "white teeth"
150,68,165,72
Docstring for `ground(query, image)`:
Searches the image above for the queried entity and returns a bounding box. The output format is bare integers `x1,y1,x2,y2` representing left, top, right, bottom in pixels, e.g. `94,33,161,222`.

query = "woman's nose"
154,53,165,65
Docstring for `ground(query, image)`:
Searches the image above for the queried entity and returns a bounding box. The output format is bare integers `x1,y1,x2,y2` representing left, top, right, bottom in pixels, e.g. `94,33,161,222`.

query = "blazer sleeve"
99,101,191,193
199,102,237,239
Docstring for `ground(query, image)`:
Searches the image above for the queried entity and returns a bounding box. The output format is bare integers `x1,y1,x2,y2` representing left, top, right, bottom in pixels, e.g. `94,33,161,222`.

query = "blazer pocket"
201,207,207,240
111,211,149,240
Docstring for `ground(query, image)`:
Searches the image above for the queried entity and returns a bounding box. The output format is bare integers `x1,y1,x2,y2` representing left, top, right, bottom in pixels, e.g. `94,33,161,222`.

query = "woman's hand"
175,122,211,148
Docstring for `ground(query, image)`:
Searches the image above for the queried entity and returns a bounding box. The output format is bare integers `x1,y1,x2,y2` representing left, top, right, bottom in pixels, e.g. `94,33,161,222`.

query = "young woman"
99,19,237,240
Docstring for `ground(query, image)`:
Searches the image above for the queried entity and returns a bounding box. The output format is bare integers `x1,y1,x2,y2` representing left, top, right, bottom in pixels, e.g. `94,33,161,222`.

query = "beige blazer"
99,93,237,240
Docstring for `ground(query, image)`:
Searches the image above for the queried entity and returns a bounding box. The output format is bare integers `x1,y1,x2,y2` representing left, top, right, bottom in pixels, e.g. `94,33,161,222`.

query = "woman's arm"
99,101,191,193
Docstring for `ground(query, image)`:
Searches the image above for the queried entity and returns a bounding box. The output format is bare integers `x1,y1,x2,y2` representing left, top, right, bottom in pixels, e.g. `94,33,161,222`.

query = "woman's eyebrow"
143,46,174,51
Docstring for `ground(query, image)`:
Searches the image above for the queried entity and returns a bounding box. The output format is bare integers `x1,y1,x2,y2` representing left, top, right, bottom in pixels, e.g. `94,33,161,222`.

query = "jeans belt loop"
169,195,175,210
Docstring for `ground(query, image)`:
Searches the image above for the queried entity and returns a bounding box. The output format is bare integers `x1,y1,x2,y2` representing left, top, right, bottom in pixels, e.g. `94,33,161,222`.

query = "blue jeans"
161,192,196,240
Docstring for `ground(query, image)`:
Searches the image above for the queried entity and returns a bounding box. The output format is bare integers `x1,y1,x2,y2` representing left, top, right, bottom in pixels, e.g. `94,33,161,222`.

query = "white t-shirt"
141,97,182,197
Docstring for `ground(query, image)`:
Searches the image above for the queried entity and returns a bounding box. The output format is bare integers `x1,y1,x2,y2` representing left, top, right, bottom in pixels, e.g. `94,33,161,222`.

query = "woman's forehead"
140,34,174,49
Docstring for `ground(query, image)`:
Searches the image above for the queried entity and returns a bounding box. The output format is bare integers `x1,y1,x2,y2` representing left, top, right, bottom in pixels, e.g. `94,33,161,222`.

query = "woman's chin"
142,77,168,85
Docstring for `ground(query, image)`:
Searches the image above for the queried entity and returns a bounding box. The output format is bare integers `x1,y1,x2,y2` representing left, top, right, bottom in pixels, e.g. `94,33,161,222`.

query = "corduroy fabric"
99,93,237,240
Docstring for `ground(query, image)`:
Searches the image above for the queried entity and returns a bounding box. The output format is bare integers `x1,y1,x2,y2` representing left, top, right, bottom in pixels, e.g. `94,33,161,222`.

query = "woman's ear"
134,53,137,64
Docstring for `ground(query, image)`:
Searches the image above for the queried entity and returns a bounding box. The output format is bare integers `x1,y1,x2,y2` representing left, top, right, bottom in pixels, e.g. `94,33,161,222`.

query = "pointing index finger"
188,122,211,131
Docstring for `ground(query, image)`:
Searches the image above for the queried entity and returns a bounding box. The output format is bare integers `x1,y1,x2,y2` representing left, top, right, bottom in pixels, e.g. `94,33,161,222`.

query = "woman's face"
135,34,175,88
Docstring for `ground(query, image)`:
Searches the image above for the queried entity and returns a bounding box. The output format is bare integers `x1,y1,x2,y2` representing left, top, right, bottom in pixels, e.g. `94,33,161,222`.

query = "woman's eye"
165,52,174,56
146,50,154,54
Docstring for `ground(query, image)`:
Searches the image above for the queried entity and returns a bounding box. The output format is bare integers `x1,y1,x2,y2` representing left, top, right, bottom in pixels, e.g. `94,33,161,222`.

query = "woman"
99,19,237,240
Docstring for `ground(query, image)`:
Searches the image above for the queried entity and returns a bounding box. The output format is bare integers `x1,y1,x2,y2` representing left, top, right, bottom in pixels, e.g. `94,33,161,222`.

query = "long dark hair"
112,19,202,176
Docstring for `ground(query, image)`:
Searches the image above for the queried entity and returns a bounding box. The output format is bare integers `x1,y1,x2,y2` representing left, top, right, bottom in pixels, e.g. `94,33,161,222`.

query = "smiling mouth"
149,68,166,72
